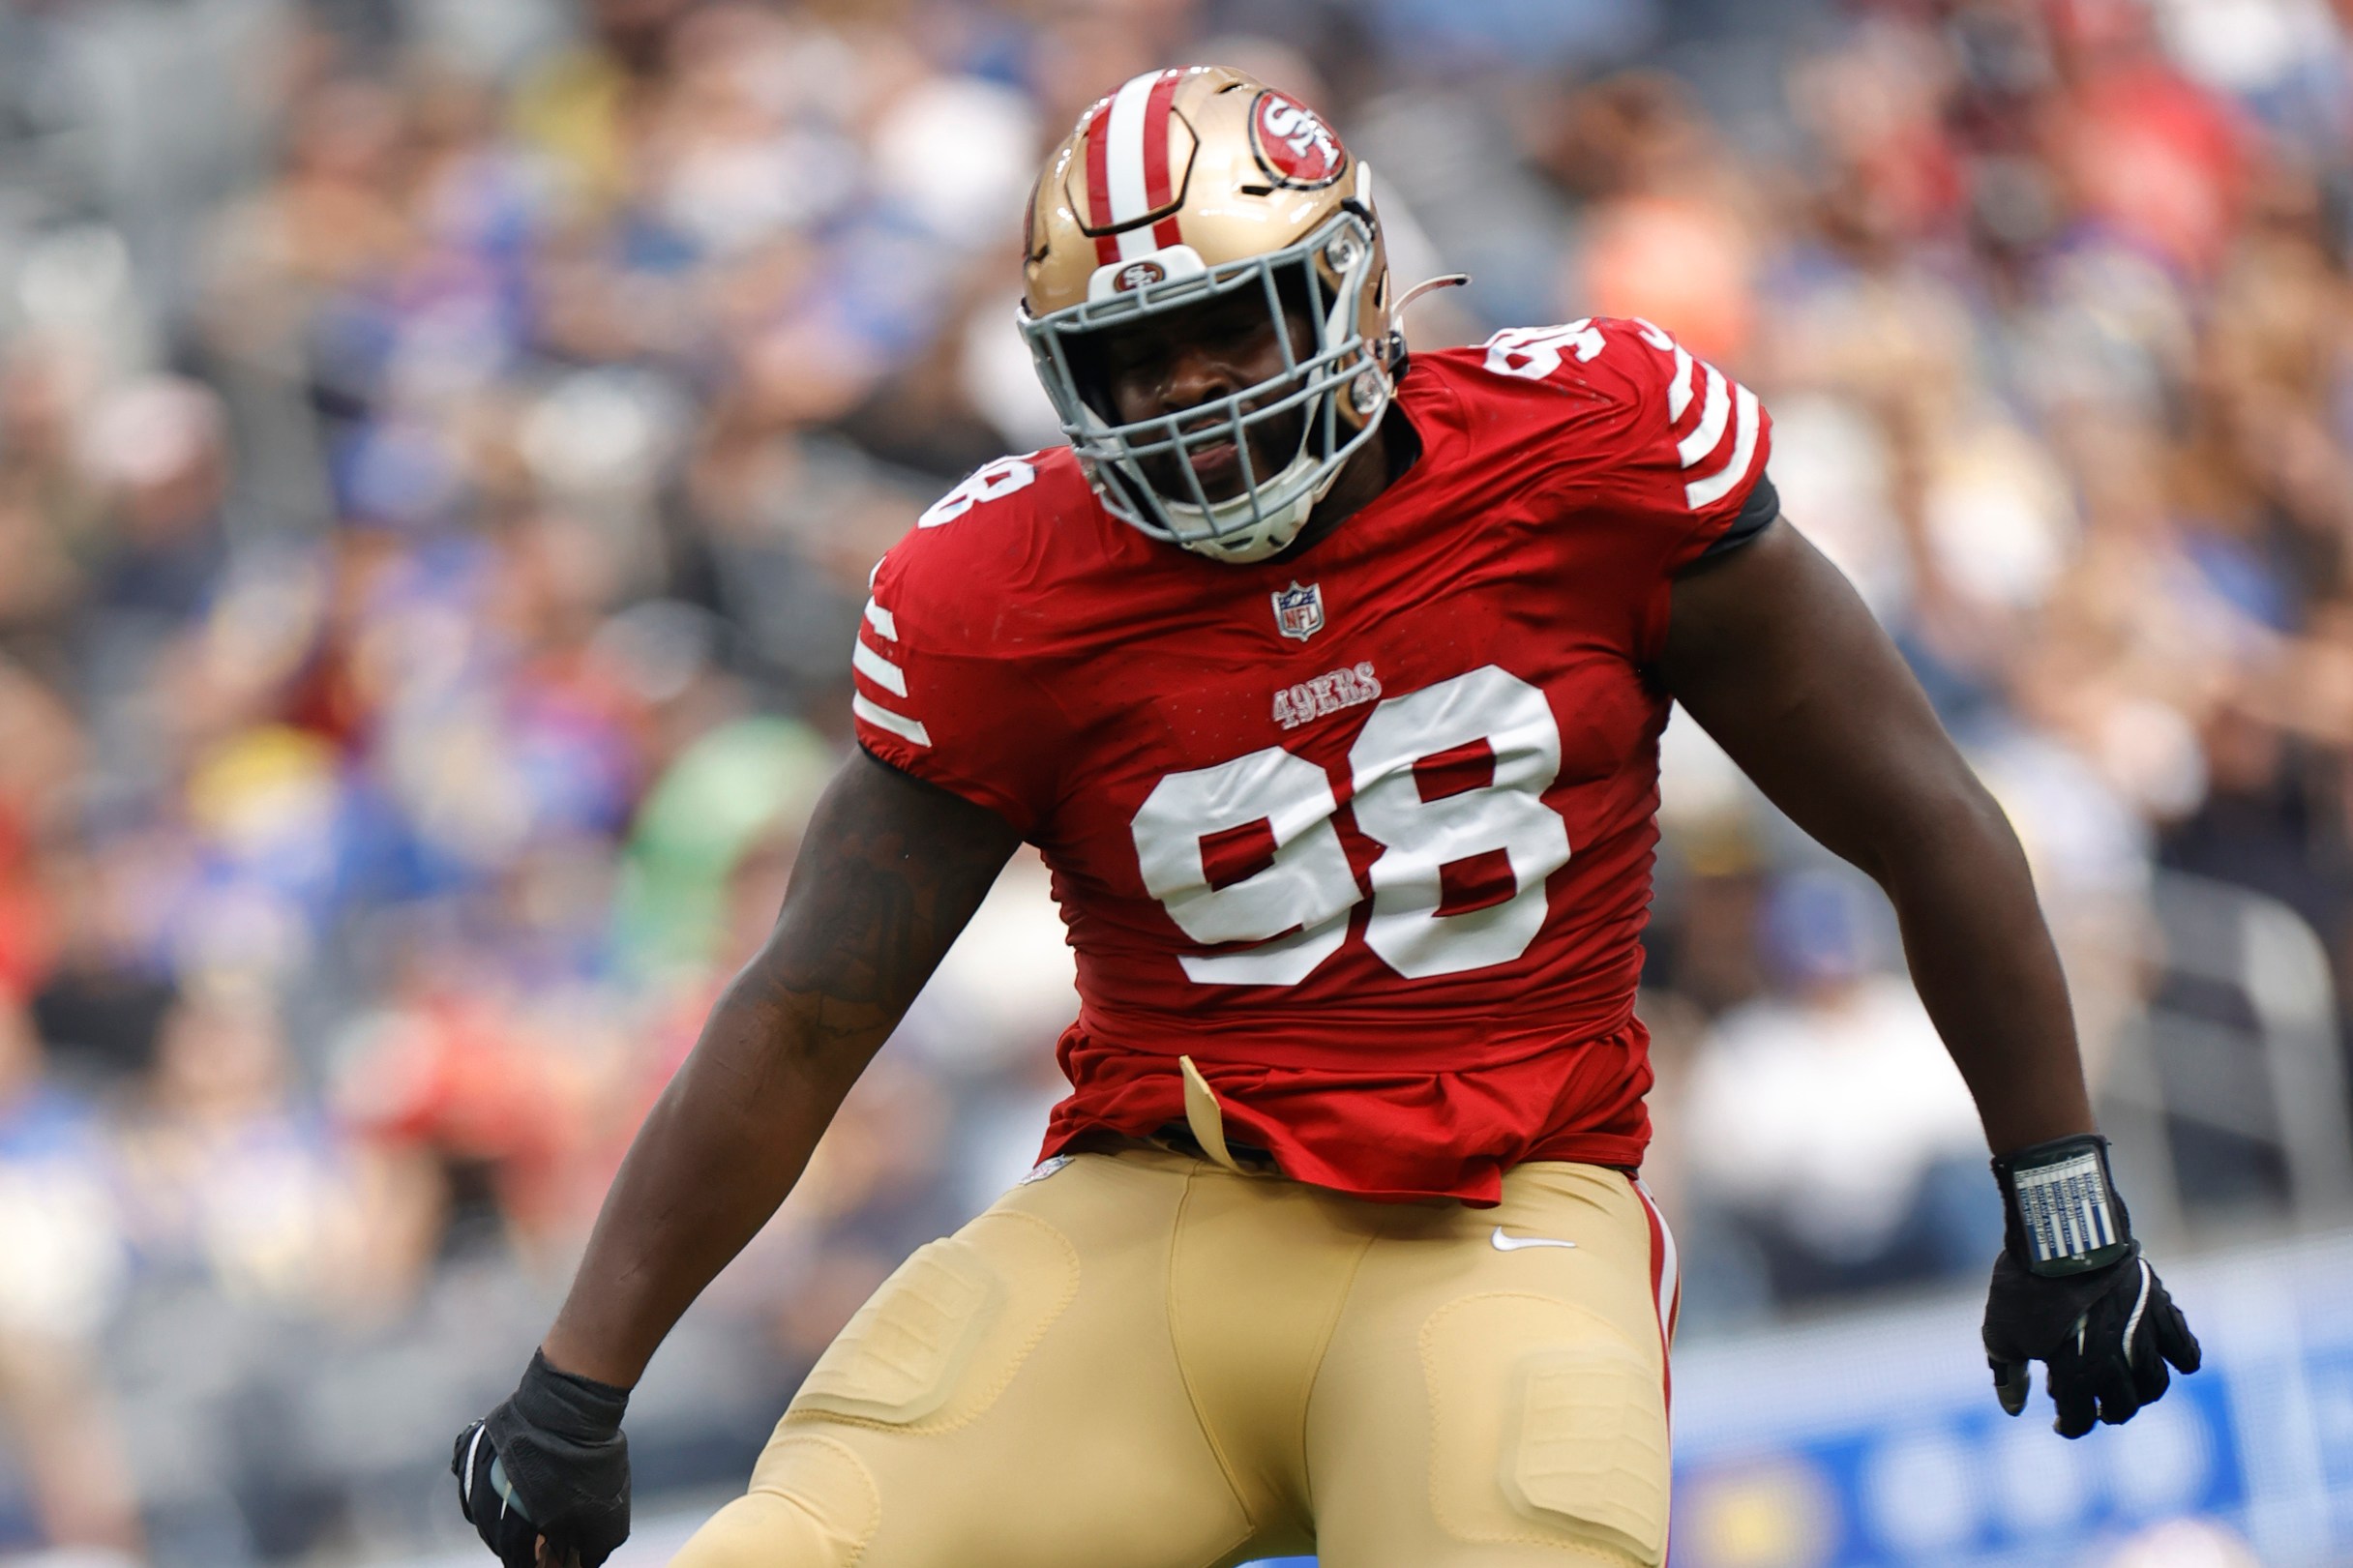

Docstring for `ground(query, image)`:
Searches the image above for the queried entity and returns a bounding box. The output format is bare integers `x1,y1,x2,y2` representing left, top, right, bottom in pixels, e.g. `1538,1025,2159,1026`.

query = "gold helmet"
1018,66,1398,565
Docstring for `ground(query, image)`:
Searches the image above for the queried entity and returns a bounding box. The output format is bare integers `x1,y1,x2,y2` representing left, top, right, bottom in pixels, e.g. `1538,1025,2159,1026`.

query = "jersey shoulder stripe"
850,590,928,746
1632,319,1763,511
1463,316,1769,521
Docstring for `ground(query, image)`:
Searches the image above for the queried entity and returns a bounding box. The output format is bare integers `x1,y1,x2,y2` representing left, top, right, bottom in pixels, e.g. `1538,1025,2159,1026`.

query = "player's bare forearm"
540,751,1022,1388
1659,518,2094,1153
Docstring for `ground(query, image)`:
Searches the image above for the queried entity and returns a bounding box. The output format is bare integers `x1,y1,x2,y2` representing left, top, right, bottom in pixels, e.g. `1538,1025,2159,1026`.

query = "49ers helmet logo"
1114,258,1167,291
1249,90,1346,189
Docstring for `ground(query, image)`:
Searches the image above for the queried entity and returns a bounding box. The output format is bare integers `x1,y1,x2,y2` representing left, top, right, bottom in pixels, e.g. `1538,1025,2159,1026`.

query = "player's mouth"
1186,438,1240,485
1142,401,1304,506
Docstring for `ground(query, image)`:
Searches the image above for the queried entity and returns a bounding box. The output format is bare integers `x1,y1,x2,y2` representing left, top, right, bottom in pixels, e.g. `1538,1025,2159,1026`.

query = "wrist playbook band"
1991,1134,2135,1277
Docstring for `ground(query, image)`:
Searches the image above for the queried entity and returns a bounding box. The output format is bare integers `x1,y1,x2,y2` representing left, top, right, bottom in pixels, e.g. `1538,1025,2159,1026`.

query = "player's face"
1094,288,1315,504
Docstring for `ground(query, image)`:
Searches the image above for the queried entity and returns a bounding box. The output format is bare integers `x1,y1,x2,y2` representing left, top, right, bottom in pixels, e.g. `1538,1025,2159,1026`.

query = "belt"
1151,1121,1281,1173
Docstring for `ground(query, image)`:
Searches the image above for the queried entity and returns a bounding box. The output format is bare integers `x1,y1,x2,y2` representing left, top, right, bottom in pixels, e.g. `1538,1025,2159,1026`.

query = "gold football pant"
670,1145,1680,1568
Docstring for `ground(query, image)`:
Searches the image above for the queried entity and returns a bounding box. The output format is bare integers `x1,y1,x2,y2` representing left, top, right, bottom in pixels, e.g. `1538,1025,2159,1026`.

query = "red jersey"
852,317,1774,1203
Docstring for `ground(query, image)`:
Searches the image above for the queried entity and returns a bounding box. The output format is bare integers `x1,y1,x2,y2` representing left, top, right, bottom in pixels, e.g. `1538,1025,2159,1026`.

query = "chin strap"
1390,272,1470,333
1384,273,1469,373
1169,443,1323,564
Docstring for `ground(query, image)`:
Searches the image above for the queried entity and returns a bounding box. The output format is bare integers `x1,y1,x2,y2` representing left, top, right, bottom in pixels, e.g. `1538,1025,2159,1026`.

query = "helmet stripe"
1083,70,1186,263
1082,99,1119,264
1142,69,1184,250
1103,71,1161,260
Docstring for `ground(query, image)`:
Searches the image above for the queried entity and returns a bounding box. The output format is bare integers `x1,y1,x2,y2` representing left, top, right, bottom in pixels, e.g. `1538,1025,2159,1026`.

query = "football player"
454,67,2199,1568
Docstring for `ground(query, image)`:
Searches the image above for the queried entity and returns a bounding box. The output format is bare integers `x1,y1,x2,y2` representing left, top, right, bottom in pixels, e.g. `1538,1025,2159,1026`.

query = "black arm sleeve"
1695,470,1780,561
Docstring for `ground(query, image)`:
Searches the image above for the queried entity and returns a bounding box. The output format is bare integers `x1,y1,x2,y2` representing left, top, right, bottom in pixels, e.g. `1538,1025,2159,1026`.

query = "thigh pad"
787,1210,1079,1432
1420,1291,1669,1567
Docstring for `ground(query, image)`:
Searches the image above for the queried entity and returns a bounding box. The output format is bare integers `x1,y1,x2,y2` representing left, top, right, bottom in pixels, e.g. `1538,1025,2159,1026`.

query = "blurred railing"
2100,872,2353,1245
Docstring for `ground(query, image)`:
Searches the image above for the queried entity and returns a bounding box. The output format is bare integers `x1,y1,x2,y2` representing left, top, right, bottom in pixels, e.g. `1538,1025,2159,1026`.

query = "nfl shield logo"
1271,581,1325,640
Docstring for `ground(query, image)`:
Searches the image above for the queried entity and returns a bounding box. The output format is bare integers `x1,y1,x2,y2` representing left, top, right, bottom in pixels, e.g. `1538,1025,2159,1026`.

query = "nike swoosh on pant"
1491,1228,1577,1252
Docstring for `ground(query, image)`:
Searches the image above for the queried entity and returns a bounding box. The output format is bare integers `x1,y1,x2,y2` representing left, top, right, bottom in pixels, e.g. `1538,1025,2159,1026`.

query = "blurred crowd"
0,0,2349,1559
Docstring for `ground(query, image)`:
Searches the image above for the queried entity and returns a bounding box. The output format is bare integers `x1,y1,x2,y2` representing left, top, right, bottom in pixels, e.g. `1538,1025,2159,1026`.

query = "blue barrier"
1667,1232,2353,1567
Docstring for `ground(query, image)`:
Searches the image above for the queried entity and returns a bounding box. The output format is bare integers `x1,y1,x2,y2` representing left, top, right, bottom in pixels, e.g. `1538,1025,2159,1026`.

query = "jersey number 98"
1130,666,1572,984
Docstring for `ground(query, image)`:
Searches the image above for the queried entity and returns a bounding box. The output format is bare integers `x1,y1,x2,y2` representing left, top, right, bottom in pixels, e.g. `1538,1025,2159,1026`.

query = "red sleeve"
849,463,1067,837
1487,315,1773,562
1477,316,1775,656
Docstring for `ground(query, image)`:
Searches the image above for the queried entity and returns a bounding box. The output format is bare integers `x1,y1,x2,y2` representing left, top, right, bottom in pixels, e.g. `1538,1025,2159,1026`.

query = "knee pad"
671,1435,880,1568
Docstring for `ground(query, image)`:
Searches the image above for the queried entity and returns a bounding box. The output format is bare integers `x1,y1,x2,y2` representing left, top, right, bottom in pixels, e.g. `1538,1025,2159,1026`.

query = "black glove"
454,1351,633,1568
1981,1135,2202,1438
